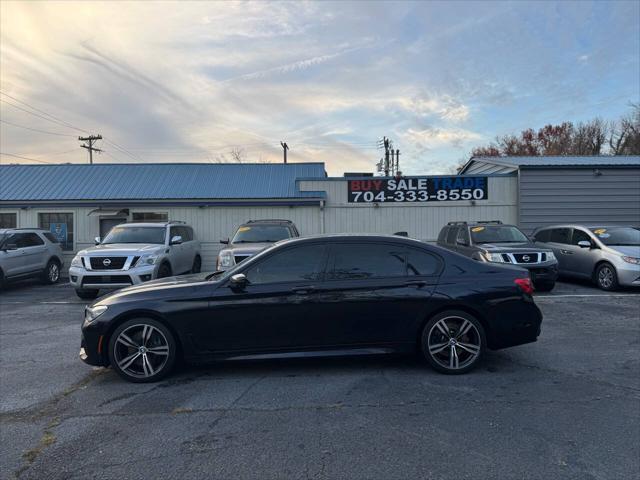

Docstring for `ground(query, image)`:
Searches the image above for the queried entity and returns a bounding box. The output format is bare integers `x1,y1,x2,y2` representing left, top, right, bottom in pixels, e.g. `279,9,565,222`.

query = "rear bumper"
488,300,543,350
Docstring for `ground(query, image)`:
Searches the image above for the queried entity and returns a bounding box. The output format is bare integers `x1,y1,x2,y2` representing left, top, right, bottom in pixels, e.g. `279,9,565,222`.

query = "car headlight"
482,252,507,263
136,254,160,266
218,250,235,268
545,251,556,262
71,255,84,268
85,305,107,323
622,256,640,265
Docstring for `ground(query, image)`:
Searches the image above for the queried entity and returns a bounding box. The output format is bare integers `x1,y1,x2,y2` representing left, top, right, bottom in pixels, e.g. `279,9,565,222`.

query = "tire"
41,259,61,285
595,262,619,291
421,310,486,374
191,256,202,274
75,289,99,300
534,281,555,292
157,263,172,278
108,318,177,383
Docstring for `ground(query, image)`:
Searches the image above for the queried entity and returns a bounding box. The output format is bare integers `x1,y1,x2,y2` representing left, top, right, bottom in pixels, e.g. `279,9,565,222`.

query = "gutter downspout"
320,200,325,234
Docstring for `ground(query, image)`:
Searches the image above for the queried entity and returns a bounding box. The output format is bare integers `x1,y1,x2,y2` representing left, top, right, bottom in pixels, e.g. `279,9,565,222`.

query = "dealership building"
1,156,638,270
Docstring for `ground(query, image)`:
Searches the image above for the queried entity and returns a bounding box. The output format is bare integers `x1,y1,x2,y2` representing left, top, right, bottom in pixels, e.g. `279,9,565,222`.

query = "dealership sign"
347,176,488,203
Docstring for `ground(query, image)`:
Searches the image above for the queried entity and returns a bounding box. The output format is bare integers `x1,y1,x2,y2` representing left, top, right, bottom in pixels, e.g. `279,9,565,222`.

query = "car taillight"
514,277,534,295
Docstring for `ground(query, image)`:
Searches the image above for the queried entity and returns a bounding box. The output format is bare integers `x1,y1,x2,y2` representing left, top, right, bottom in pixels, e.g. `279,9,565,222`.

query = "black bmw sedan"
80,234,542,382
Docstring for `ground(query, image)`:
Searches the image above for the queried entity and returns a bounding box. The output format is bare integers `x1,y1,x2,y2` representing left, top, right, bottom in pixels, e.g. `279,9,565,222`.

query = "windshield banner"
347,176,488,203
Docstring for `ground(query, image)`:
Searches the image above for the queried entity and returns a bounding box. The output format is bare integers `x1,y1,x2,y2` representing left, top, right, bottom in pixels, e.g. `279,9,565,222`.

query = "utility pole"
383,137,390,176
280,141,289,164
78,135,102,164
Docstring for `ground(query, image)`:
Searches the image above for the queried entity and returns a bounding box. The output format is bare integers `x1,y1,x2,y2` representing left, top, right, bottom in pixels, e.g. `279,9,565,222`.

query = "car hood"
95,272,213,304
605,245,640,257
78,243,166,256
477,242,552,252
223,242,272,255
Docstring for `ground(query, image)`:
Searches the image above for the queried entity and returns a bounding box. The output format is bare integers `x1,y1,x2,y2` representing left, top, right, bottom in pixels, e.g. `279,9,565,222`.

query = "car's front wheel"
421,310,485,374
42,260,60,284
108,318,177,383
595,262,619,291
75,288,99,299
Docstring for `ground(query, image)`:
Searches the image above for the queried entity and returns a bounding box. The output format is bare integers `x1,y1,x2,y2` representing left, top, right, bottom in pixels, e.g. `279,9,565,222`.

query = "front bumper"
80,321,110,366
69,264,157,290
524,264,559,284
616,263,640,287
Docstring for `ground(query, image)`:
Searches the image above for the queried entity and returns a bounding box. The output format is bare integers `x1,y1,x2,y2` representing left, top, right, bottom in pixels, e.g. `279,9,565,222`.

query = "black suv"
437,221,559,291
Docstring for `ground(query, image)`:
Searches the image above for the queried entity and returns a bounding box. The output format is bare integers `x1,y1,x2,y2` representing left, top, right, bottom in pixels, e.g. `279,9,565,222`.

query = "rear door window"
327,243,406,280
550,228,571,244
43,232,59,243
406,248,441,276
456,228,470,245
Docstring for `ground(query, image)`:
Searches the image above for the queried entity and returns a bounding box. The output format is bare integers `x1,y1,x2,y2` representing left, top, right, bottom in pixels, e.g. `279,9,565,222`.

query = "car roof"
0,228,47,233
114,222,168,228
534,224,635,230
273,233,431,247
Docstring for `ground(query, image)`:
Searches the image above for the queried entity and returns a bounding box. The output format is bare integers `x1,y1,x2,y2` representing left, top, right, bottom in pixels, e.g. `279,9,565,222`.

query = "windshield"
102,226,166,244
590,227,640,246
470,225,529,244
232,225,291,243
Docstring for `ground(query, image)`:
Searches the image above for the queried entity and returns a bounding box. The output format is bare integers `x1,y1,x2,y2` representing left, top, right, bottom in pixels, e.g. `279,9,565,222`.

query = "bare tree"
229,147,246,163
610,103,640,155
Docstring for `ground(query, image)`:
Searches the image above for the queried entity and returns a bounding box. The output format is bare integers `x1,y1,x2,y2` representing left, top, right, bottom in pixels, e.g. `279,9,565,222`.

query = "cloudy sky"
1,0,638,175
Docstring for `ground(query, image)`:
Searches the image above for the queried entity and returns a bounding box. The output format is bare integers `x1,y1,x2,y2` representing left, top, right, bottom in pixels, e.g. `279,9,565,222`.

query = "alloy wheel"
48,263,60,283
598,266,613,289
427,316,481,370
113,324,170,379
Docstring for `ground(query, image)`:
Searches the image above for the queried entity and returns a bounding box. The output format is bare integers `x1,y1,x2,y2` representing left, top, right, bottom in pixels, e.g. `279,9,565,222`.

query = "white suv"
69,222,201,299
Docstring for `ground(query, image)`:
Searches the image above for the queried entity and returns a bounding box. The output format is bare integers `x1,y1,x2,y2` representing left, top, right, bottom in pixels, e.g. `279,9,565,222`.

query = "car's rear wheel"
192,255,201,274
595,262,619,291
42,260,60,284
421,310,485,374
109,318,177,383
534,281,555,292
75,289,99,300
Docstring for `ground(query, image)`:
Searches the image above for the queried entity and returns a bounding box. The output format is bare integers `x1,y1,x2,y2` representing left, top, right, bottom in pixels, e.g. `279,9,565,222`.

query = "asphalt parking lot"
1,279,639,480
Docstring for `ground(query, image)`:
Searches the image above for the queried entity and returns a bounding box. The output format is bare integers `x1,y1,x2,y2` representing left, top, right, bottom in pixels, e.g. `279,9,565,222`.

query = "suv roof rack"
446,221,468,226
167,221,186,225
477,220,503,224
446,220,504,227
245,219,293,224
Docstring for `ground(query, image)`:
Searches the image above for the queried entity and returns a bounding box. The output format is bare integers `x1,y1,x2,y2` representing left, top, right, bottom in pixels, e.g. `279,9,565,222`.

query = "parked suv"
69,221,201,299
533,225,640,291
217,219,300,271
437,221,558,291
0,228,64,286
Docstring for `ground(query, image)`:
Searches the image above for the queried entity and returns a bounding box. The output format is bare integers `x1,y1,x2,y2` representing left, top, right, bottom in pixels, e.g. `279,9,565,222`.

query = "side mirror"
229,273,248,290
577,240,592,249
170,235,183,245
94,236,101,245
220,238,229,245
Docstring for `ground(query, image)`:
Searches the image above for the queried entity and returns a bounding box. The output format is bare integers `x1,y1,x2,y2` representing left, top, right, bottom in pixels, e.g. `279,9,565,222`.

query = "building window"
39,213,74,251
0,213,17,228
132,212,168,223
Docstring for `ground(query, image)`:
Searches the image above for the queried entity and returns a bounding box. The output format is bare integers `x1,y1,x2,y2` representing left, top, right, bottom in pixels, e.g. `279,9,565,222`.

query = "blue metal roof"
472,155,640,167
0,163,327,203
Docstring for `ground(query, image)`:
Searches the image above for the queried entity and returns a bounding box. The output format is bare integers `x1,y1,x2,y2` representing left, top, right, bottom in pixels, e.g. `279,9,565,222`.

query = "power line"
0,152,55,164
0,119,77,137
0,91,89,133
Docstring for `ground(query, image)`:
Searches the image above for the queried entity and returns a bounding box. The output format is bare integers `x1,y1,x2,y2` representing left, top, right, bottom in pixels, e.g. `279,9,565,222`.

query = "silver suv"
0,228,64,286
69,221,201,299
533,225,640,290
217,219,300,271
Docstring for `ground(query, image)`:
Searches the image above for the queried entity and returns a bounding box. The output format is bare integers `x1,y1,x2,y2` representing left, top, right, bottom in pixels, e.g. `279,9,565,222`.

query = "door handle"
560,249,573,255
405,280,427,287
291,286,315,295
